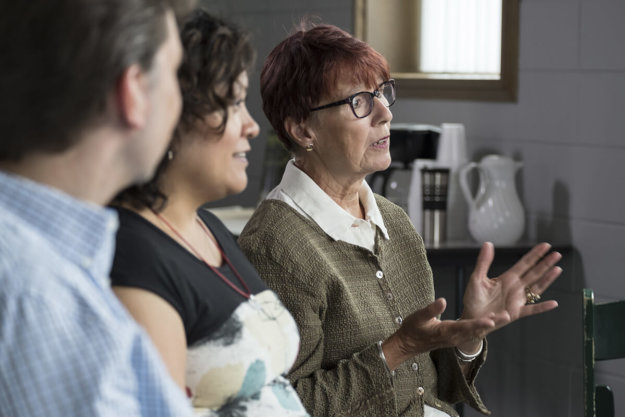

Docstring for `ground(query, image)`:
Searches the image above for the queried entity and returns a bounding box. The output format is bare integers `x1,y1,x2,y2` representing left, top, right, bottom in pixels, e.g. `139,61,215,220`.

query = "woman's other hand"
382,298,496,370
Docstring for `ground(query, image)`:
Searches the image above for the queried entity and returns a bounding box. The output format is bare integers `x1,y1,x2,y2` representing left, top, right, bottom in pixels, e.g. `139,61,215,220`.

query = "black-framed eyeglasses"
310,79,396,119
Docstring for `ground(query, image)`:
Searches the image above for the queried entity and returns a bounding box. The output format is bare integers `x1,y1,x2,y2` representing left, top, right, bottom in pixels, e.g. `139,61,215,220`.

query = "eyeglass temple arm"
310,98,351,112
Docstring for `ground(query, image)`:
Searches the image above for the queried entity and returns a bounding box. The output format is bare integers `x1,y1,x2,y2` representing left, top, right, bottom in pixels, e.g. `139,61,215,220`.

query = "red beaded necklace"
152,210,252,300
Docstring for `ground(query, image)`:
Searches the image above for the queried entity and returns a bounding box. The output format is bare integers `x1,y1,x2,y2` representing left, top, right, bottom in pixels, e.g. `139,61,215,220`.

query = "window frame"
353,0,519,102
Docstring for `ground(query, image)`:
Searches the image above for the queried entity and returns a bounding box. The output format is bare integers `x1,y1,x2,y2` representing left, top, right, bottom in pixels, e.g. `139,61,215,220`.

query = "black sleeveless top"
110,207,267,345
110,207,308,415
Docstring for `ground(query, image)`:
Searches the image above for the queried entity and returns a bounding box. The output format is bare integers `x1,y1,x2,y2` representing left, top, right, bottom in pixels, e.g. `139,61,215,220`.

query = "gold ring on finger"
525,287,541,304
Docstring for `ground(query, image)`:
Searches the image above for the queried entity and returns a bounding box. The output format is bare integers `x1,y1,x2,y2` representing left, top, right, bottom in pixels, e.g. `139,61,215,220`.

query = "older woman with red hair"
239,23,562,417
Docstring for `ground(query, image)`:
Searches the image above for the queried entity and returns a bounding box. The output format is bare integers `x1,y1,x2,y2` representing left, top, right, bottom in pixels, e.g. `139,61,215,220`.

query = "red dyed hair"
260,22,390,152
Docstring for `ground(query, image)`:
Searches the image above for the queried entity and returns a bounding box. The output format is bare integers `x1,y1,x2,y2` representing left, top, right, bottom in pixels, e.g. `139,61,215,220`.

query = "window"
354,0,519,101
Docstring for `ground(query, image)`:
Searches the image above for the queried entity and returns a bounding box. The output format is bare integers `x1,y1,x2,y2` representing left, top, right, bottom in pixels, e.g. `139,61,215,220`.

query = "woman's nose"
244,108,260,139
372,96,393,124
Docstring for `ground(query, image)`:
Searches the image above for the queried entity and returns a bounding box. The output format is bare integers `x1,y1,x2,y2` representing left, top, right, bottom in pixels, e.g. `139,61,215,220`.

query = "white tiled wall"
201,0,625,415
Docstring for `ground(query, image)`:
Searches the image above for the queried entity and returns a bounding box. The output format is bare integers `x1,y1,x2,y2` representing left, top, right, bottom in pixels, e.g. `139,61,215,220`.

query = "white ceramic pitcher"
459,155,525,245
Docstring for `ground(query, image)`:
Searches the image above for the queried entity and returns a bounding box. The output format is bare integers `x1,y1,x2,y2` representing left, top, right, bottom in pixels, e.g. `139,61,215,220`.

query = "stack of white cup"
436,123,469,241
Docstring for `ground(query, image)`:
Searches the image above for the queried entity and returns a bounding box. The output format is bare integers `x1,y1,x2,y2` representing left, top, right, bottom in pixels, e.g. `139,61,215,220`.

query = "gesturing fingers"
449,317,496,342
508,242,553,277
472,242,495,279
527,264,562,295
518,299,559,320
523,251,562,286
414,298,447,322
518,261,562,319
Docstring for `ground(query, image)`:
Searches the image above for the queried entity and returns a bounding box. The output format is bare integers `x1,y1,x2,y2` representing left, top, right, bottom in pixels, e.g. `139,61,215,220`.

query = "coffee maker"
367,123,441,211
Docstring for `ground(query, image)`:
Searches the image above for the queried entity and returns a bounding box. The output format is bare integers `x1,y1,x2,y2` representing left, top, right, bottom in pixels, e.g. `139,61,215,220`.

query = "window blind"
420,0,502,75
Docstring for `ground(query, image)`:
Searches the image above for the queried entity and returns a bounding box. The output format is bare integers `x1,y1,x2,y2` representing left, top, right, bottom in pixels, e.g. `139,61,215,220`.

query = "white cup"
437,123,468,166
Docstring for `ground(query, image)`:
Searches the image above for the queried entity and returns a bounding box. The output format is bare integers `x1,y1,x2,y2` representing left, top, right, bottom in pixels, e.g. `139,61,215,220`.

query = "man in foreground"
0,1,196,415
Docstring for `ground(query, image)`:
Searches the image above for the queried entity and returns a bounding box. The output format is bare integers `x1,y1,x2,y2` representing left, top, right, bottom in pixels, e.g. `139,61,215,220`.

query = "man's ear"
284,117,315,149
116,64,149,129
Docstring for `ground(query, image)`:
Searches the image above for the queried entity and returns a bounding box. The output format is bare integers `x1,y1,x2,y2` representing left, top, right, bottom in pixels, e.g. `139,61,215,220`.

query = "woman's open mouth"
371,137,389,149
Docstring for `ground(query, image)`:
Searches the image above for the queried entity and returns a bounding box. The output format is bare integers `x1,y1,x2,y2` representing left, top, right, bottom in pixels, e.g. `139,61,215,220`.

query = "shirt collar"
277,160,389,241
0,171,119,284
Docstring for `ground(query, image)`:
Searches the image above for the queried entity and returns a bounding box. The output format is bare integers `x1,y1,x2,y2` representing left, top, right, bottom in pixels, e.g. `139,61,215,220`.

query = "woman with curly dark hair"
109,9,309,416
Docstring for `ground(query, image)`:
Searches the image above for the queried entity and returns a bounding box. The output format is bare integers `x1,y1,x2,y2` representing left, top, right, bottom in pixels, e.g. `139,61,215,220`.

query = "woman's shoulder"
248,199,298,222
240,199,314,240
238,200,328,264
373,193,409,217
114,207,167,255
373,194,413,226
197,208,236,244
372,194,424,249
110,208,183,293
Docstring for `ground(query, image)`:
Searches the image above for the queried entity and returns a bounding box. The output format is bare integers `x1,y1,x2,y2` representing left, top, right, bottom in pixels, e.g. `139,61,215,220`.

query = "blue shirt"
0,171,194,417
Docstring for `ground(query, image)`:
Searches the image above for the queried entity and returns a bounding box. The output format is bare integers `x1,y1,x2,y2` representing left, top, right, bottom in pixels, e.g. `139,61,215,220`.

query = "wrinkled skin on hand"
383,242,562,369
461,242,561,327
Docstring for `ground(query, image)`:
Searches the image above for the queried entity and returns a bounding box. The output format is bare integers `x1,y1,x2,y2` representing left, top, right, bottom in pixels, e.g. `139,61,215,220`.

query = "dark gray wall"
200,1,625,416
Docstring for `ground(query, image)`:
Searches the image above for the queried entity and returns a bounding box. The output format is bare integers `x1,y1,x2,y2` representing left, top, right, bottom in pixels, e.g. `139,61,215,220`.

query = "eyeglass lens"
350,82,395,118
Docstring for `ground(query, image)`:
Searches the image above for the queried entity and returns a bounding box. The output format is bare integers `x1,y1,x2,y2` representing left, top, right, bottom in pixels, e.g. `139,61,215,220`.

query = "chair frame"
583,288,625,417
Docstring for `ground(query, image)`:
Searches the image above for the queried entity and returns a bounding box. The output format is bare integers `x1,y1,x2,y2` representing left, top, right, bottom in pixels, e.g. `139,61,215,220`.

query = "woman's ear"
116,64,149,129
284,117,315,149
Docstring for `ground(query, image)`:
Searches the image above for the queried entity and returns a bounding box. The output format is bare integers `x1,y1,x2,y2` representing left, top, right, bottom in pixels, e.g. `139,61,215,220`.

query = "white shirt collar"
266,160,389,248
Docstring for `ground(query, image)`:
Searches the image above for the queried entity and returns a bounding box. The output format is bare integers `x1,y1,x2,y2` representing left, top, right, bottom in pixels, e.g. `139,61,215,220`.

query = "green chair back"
583,288,625,417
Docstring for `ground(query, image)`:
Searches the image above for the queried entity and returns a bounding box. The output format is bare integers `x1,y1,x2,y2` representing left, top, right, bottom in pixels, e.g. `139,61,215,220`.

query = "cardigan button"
411,362,419,371
417,386,425,396
394,316,403,325
386,292,393,300
375,270,384,279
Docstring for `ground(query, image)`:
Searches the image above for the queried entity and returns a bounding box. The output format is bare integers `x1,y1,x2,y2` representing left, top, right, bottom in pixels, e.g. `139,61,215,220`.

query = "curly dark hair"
112,9,256,211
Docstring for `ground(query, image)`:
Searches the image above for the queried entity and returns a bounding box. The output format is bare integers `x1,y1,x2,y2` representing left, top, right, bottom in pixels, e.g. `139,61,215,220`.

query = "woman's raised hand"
460,242,562,328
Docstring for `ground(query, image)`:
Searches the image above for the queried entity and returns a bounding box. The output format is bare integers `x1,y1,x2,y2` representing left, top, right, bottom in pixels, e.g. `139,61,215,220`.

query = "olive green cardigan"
238,196,489,417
